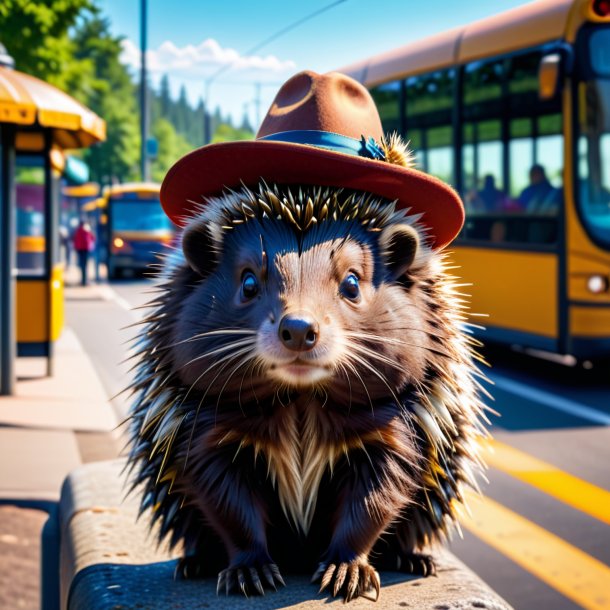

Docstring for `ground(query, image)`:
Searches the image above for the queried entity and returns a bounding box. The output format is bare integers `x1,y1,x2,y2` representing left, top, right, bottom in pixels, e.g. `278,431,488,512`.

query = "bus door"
568,25,610,358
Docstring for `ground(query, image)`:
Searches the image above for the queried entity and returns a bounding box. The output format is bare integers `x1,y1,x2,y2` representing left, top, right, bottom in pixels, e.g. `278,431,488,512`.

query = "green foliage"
71,13,140,183
0,0,95,94
150,118,192,182
211,122,255,143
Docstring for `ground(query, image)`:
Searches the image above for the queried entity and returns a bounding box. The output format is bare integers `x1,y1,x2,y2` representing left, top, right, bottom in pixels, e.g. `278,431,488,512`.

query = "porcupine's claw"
397,552,437,577
314,559,380,602
216,563,285,597
174,555,207,580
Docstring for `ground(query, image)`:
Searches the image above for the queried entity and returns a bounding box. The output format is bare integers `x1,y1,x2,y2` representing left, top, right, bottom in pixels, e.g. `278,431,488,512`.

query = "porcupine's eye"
339,273,360,301
241,270,259,301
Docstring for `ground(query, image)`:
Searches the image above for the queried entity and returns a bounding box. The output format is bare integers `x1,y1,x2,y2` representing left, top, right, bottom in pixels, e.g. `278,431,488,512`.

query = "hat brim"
160,140,464,250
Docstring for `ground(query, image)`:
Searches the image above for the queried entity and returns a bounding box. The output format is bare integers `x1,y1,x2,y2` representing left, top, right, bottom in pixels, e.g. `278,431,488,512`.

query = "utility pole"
140,0,149,181
203,79,212,145
254,82,261,130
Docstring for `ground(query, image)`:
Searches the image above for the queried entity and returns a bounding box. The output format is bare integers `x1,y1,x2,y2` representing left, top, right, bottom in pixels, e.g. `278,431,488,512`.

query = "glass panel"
577,78,610,248
536,135,563,188
406,129,425,171
406,70,454,128
16,155,45,277
538,113,562,136
428,147,453,183
110,199,173,232
510,118,533,139
590,30,610,76
427,125,453,183
509,138,533,198
464,60,504,120
371,80,402,134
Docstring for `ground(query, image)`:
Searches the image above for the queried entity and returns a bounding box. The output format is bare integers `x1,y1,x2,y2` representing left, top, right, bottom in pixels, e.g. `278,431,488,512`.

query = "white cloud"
120,38,296,81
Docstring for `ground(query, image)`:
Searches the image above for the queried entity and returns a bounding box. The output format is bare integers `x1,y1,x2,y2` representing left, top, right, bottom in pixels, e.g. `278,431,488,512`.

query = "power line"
202,0,348,142
207,0,347,85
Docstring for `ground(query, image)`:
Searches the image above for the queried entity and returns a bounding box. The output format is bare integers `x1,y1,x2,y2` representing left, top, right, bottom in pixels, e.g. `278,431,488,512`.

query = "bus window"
370,80,403,135
16,155,46,277
427,125,453,184
464,59,504,121
509,119,534,198
577,76,610,249
536,114,564,193
405,70,454,182
407,129,425,170
461,51,561,246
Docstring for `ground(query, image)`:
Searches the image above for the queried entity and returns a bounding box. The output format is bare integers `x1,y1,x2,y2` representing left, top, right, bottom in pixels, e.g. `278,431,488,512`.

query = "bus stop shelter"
0,49,106,395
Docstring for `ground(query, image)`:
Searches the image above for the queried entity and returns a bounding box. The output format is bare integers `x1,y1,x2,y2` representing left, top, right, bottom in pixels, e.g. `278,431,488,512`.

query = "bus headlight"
113,237,124,249
587,274,609,294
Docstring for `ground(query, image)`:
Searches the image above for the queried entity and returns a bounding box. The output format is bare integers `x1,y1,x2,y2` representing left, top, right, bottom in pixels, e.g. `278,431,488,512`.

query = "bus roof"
339,0,577,87
62,183,100,198
104,182,161,197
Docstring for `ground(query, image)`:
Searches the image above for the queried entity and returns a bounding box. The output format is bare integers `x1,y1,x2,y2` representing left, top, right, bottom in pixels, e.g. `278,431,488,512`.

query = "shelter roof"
0,66,106,148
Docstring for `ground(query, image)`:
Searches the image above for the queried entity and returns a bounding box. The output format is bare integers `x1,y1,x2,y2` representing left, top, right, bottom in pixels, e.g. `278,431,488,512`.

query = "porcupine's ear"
181,217,219,278
379,223,420,281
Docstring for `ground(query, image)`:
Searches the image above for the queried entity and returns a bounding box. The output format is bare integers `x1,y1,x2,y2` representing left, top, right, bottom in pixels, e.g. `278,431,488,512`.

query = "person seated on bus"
477,174,506,212
465,174,505,214
518,164,557,213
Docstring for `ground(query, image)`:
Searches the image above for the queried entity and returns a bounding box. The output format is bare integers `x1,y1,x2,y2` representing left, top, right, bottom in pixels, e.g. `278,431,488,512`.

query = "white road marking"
97,285,142,320
491,372,610,426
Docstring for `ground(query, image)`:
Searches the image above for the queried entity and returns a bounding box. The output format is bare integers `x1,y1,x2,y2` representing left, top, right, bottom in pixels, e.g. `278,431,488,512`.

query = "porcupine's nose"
278,313,319,352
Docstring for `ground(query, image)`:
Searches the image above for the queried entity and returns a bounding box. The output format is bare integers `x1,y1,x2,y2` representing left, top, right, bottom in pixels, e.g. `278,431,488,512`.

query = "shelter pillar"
0,125,16,395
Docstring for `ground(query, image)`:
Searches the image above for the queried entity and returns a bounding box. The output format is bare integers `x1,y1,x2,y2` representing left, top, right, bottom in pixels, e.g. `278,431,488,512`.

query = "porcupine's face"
171,186,433,406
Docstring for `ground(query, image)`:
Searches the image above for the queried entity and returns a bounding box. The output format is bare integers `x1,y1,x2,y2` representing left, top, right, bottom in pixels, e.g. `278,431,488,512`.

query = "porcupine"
125,72,490,604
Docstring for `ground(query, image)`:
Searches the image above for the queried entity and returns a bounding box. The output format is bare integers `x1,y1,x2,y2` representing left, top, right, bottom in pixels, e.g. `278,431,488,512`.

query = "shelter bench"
42,459,514,610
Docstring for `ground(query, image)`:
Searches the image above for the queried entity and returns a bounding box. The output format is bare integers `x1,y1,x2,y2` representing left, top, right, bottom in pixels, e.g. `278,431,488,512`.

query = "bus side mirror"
538,54,562,100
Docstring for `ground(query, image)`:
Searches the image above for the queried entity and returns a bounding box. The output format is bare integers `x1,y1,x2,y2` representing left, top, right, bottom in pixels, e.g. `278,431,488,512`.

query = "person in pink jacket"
72,220,96,286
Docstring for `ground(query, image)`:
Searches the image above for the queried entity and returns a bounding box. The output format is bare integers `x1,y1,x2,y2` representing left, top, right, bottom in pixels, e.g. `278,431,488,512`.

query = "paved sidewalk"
0,279,122,610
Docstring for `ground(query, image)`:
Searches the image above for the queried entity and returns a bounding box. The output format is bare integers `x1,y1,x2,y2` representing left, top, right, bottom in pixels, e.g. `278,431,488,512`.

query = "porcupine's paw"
312,557,381,602
396,552,437,577
216,562,285,597
174,555,211,579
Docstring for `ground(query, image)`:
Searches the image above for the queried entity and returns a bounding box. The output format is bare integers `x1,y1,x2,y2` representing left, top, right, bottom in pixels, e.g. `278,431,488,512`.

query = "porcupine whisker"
181,337,258,369
344,339,407,371
178,341,257,411
341,358,374,414
350,330,457,361
123,329,256,363
215,353,257,417
336,361,353,416
183,345,256,470
345,351,402,406
347,328,456,356
161,329,257,352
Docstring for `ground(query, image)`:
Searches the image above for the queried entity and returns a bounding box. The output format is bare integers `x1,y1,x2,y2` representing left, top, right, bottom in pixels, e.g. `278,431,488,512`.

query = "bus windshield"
578,28,610,249
110,198,173,232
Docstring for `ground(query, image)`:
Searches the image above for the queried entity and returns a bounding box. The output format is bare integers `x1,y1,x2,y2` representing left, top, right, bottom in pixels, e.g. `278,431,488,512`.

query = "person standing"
73,220,95,286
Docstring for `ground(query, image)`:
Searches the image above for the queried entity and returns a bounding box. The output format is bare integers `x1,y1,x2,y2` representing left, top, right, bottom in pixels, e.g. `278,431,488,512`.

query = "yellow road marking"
482,440,610,525
460,491,610,610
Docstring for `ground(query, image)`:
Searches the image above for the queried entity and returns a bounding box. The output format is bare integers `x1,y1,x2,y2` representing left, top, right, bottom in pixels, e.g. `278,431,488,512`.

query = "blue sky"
101,0,532,128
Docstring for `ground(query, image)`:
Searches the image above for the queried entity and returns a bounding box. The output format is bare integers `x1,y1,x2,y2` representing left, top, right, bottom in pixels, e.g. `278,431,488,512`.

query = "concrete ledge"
56,460,514,610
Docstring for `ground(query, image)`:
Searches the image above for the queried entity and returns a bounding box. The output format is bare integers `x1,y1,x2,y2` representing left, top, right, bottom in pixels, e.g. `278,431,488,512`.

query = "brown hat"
160,70,464,249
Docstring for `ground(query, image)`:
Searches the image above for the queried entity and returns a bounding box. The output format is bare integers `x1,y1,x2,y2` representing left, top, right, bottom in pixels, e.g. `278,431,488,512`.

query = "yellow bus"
103,183,175,279
340,0,610,362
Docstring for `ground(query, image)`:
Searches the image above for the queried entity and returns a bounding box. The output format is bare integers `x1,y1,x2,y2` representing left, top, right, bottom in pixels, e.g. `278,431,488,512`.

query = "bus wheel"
108,265,122,280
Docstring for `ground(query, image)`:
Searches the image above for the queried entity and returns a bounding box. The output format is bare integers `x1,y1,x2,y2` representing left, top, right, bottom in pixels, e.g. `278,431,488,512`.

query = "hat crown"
256,71,384,142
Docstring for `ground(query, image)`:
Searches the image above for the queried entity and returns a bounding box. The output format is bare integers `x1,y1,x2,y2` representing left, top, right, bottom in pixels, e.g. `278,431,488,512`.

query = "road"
66,277,610,610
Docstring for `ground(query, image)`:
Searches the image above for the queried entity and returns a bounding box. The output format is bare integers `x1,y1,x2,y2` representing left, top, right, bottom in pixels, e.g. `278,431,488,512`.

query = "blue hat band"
258,130,386,161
